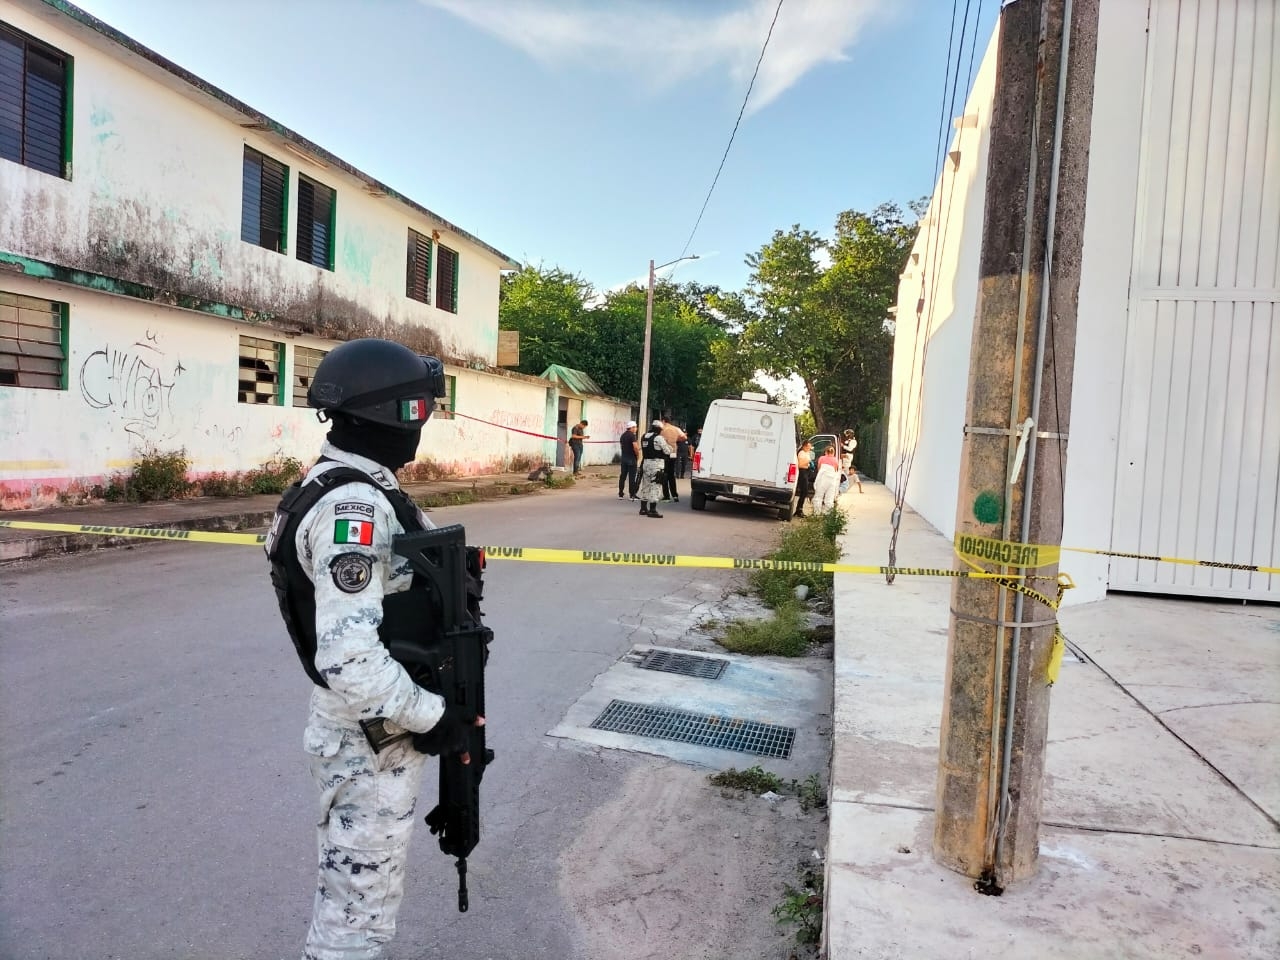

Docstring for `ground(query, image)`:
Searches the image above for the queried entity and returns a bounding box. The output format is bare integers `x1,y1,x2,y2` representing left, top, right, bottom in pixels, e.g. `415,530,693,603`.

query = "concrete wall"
0,273,557,507
886,29,1000,542
0,0,506,363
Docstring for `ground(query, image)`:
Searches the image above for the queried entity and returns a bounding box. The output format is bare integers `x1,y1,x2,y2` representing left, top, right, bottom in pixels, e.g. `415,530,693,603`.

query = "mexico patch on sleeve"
334,518,374,545
330,552,374,593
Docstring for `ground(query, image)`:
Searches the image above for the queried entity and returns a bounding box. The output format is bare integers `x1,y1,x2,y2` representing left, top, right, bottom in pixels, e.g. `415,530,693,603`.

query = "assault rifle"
361,524,494,912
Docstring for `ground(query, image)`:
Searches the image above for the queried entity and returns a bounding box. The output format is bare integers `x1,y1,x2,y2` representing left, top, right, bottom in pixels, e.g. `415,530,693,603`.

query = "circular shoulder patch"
330,552,374,594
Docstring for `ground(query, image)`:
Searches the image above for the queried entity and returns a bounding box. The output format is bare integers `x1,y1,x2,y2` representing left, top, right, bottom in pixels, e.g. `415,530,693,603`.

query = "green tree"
739,204,918,432
498,265,595,376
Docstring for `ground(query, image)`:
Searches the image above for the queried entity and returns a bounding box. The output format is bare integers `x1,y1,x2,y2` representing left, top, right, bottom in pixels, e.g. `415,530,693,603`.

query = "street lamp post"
639,254,699,425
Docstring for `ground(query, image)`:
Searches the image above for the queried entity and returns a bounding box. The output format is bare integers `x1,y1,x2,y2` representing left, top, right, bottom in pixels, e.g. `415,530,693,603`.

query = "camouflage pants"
302,719,428,960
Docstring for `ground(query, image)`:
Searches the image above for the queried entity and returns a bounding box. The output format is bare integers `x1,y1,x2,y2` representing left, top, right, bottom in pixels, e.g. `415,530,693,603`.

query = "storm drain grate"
638,649,729,680
589,699,794,759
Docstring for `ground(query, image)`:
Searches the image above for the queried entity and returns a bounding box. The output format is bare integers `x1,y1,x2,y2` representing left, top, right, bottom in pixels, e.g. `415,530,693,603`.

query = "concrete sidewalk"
826,483,1279,959
0,469,603,563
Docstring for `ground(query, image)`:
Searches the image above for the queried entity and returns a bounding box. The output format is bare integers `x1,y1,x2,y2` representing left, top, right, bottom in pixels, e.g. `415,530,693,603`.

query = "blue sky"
72,0,998,295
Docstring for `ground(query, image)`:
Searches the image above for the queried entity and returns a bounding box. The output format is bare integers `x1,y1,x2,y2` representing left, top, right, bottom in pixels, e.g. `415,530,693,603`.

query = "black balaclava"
328,414,423,471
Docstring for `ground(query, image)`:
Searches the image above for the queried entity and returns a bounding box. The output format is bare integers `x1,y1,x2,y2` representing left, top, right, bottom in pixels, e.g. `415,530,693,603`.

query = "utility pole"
639,255,698,424
934,0,1098,888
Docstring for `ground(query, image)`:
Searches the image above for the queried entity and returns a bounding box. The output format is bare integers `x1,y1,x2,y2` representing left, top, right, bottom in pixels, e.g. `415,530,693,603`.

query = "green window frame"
0,289,68,390
406,228,432,304
436,373,456,419
0,20,73,179
291,344,327,406
296,174,335,271
435,244,459,314
238,334,284,405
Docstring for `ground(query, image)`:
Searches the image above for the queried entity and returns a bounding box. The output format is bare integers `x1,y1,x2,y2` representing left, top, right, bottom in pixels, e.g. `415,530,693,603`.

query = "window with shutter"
406,229,432,304
241,146,287,253
436,245,459,314
296,175,335,270
0,22,70,179
0,290,67,390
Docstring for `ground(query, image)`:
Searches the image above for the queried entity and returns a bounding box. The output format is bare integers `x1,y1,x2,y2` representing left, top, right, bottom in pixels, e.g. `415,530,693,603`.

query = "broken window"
0,22,69,179
241,146,287,253
238,334,283,405
292,345,327,407
295,174,335,270
0,290,67,390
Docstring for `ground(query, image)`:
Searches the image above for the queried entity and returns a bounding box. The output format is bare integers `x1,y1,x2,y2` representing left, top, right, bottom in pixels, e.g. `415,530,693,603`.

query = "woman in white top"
840,429,863,493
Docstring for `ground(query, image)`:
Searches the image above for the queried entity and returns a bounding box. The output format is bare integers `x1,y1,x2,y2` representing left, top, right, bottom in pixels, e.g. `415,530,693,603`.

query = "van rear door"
708,403,788,485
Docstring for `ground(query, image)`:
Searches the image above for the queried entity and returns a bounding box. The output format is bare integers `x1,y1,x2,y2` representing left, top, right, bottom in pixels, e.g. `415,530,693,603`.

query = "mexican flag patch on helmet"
399,398,428,423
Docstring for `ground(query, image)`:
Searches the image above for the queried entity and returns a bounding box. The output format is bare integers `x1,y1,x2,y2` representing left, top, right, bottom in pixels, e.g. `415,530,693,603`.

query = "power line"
677,0,785,260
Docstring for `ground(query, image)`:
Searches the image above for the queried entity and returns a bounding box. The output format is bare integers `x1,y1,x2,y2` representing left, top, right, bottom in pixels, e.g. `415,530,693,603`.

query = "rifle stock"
390,524,494,913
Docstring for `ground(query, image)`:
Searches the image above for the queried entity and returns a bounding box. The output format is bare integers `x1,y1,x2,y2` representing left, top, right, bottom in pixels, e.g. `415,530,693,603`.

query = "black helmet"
308,338,447,430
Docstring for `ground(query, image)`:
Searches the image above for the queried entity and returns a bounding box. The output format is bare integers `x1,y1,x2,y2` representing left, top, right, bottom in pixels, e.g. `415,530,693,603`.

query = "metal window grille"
291,345,327,407
238,335,282,405
0,23,68,178
296,174,334,270
435,244,458,313
431,373,456,420
241,146,287,253
0,290,66,390
406,228,432,304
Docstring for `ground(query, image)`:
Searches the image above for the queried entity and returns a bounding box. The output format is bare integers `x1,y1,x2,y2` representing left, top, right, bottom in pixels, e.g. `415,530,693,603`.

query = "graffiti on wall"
79,330,186,440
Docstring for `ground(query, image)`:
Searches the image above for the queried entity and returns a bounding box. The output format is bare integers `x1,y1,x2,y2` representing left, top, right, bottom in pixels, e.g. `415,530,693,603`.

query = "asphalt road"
0,476,825,960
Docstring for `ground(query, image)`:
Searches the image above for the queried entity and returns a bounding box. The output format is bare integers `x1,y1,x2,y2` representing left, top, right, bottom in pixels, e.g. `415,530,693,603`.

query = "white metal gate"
1111,0,1279,600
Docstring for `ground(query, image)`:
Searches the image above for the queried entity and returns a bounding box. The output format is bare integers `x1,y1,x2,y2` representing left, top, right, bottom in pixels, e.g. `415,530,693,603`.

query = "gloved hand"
412,700,472,758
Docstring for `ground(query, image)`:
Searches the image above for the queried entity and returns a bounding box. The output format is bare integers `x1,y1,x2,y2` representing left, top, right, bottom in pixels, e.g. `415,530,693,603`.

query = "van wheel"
778,504,793,522
691,491,707,511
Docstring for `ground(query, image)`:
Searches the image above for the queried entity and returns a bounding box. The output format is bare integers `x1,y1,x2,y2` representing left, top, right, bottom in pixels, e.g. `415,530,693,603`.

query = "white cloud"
419,0,879,113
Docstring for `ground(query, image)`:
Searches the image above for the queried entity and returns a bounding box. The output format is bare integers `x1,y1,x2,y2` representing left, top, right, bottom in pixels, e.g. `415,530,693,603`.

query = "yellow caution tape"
1063,546,1279,575
0,518,1015,579
953,534,1060,568
0,519,266,546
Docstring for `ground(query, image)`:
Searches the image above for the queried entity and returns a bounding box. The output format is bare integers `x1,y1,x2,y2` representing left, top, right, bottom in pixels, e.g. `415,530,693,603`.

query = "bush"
718,602,810,656
244,455,304,494
398,457,453,482
507,453,546,474
197,471,247,497
104,448,192,502
749,516,841,609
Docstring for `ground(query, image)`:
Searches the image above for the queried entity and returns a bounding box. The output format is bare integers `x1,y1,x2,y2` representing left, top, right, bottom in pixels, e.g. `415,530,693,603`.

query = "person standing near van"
840,429,863,493
638,420,673,518
812,446,842,514
794,441,813,517
618,420,640,499
659,417,685,501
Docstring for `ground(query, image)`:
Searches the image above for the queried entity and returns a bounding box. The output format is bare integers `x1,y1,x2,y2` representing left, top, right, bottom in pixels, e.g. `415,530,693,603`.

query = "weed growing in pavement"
750,515,841,609
792,773,827,812
718,602,809,656
103,448,192,502
773,867,824,946
542,472,575,489
709,765,786,794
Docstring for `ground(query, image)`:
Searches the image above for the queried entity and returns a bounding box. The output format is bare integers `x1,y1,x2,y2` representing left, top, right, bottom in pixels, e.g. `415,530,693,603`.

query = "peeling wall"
0,1,505,366
0,274,557,508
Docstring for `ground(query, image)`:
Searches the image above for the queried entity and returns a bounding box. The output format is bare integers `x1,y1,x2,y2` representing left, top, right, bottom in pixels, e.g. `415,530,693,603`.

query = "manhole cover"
638,649,728,680
589,699,794,759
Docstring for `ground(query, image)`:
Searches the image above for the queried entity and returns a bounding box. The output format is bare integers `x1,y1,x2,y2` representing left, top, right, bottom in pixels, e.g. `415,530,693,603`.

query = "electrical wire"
887,0,985,579
677,0,786,261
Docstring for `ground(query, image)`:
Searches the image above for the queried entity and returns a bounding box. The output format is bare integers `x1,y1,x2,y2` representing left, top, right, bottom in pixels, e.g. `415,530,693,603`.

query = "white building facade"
0,0,578,508
889,0,1278,603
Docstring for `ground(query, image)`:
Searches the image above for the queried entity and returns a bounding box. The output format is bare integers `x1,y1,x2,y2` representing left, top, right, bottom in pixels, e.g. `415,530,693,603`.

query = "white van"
690,393,799,521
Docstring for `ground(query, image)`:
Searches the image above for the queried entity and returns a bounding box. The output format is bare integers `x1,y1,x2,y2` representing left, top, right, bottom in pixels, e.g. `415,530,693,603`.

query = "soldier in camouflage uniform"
265,338,478,960
637,419,674,518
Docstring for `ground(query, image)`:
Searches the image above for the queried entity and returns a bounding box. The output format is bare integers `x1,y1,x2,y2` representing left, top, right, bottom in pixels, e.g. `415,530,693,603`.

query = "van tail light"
693,451,702,472
786,463,797,483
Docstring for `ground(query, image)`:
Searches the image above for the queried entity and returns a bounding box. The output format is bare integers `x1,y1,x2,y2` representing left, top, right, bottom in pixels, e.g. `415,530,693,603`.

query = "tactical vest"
265,465,436,688
640,432,660,458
